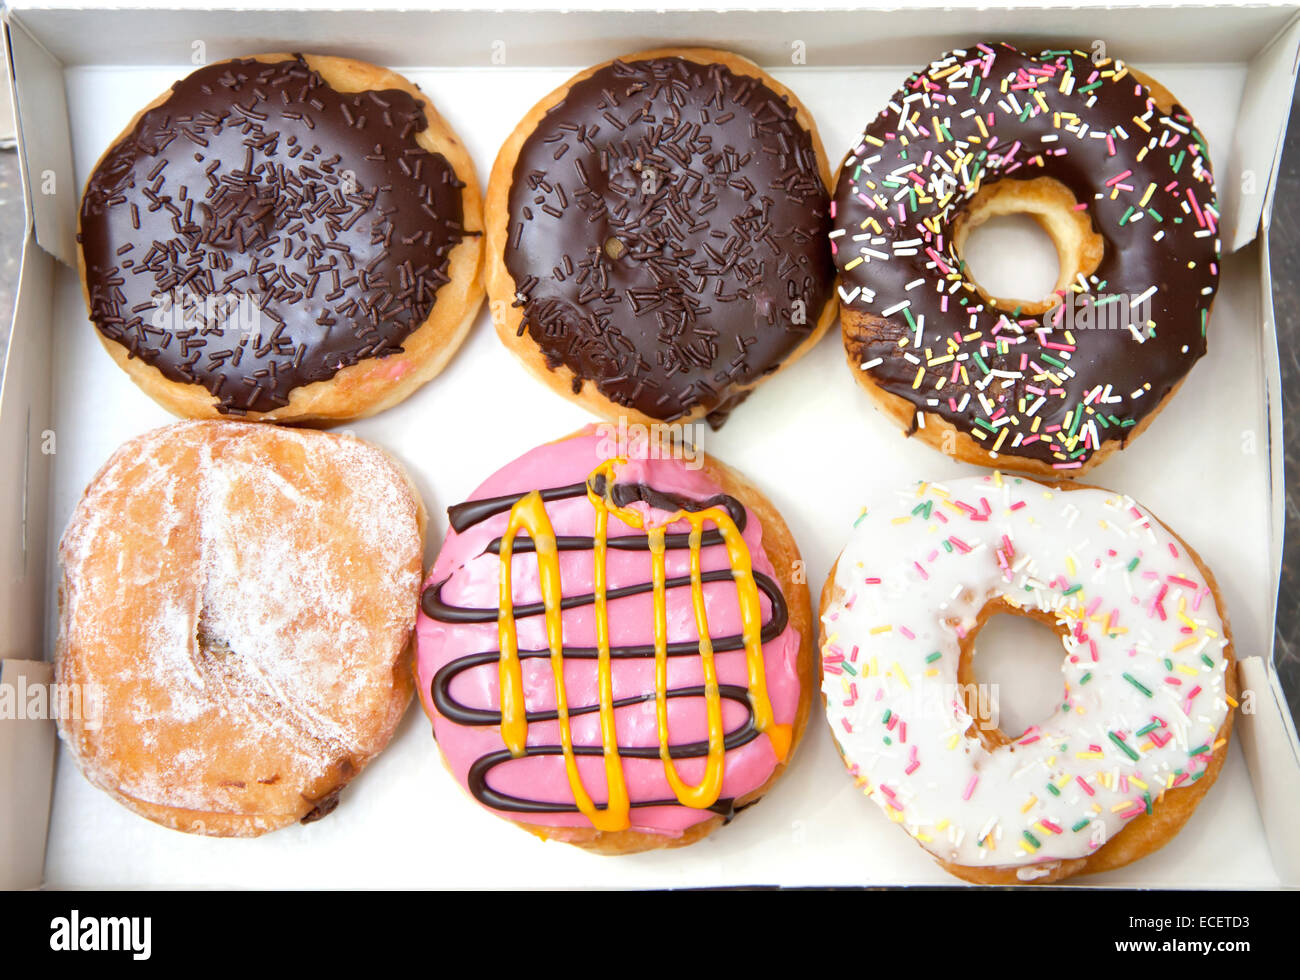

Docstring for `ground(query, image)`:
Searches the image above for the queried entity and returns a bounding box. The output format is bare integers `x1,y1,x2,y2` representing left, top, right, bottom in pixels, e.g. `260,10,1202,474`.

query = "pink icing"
415,426,803,836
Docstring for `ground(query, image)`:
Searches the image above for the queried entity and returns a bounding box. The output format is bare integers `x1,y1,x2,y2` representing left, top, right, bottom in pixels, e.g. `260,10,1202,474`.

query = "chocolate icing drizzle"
833,44,1220,467
504,57,834,428
422,477,789,821
78,55,467,414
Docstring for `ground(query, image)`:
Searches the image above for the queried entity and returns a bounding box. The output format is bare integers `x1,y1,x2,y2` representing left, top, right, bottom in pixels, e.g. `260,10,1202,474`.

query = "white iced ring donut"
819,473,1236,883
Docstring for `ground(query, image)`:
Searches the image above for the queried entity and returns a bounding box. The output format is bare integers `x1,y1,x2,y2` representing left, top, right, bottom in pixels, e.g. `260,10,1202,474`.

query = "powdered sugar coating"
56,420,424,835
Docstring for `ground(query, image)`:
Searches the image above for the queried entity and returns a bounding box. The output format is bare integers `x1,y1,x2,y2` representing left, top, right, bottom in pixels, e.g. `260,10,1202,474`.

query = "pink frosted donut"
415,425,812,852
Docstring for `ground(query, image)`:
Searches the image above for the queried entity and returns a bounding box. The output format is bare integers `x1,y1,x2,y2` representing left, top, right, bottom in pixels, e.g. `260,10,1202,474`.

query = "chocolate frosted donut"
486,48,836,428
78,54,484,423
832,44,1220,475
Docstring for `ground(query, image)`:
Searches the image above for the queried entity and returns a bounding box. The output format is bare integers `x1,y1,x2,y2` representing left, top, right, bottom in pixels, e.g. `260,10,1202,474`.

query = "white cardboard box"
3,2,1299,888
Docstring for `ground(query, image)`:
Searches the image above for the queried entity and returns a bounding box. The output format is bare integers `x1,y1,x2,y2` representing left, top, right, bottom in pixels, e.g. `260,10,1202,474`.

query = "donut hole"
952,176,1104,317
957,213,1059,307
958,604,1067,746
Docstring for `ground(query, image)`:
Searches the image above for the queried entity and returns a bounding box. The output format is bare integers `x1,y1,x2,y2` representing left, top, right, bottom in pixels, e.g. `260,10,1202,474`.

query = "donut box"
1,1,1298,888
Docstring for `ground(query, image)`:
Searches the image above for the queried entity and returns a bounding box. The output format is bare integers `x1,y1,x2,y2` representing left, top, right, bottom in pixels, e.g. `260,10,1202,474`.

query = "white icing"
821,474,1232,870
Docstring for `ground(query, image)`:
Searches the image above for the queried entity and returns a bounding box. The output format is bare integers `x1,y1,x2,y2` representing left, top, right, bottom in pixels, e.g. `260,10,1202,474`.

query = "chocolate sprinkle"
79,56,466,414
504,57,833,427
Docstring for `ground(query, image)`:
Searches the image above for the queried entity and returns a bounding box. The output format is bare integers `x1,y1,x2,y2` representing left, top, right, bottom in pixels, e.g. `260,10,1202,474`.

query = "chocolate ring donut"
832,43,1220,475
78,53,484,423
486,48,836,429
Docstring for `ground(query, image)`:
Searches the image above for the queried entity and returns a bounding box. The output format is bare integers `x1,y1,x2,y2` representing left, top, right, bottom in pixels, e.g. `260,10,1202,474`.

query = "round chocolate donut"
486,48,836,429
78,53,484,423
832,44,1220,475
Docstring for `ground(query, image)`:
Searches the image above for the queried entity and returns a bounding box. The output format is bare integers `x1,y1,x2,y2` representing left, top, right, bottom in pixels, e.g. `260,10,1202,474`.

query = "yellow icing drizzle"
492,459,789,831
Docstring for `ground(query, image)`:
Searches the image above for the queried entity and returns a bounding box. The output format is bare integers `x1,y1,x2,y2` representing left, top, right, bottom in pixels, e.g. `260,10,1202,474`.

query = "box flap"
0,658,56,890
3,12,75,266
0,18,15,146
1261,234,1285,635
1224,9,1300,251
0,233,55,663
1235,233,1300,887
1237,657,1300,886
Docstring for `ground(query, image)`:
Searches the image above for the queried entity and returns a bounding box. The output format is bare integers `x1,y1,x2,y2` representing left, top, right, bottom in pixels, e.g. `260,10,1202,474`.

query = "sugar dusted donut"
78,54,484,423
56,421,426,836
820,474,1236,883
485,48,836,429
415,425,813,852
832,43,1220,475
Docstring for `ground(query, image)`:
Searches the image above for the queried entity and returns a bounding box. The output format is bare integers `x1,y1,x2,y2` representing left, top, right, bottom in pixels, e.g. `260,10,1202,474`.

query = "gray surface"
0,87,1297,728
0,149,21,362
1268,89,1300,728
